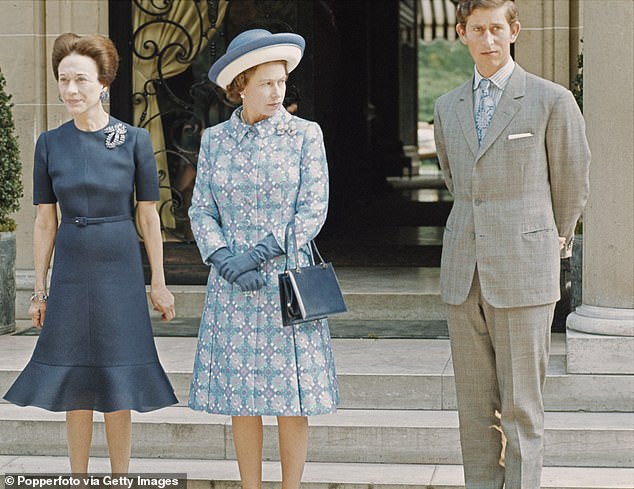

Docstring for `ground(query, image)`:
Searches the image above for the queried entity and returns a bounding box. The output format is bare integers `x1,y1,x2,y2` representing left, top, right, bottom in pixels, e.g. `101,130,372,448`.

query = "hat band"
215,44,303,88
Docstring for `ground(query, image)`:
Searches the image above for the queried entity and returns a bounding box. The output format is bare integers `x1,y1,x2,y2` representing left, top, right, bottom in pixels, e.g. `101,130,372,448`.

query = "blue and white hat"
208,29,305,89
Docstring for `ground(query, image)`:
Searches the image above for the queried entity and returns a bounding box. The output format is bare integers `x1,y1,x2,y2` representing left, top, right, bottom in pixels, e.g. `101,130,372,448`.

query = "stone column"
514,0,581,88
566,0,634,374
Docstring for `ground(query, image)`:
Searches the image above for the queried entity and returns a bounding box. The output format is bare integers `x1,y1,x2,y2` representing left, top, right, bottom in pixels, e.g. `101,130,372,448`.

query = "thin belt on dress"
61,215,133,227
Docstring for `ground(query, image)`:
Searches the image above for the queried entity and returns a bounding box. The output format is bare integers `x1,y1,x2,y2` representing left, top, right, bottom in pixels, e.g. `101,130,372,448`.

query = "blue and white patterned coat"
188,107,339,416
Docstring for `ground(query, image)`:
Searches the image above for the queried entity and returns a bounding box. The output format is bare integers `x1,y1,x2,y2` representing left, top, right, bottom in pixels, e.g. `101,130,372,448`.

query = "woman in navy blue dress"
3,33,177,473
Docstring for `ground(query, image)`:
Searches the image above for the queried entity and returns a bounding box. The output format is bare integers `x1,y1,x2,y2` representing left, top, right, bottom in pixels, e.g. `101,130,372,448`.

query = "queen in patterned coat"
188,29,339,488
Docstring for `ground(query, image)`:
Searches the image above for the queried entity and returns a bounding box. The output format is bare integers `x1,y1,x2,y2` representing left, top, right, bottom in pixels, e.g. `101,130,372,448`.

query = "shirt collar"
229,106,293,142
473,57,516,91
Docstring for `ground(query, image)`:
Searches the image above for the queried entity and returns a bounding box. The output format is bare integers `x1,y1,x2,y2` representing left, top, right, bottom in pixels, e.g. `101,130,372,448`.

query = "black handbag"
278,224,347,326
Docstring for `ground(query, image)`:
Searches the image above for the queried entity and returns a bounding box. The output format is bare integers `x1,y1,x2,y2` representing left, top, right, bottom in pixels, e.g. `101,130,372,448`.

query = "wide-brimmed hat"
208,29,305,89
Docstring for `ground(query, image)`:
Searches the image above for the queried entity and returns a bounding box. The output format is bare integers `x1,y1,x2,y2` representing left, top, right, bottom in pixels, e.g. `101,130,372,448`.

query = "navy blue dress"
4,117,177,412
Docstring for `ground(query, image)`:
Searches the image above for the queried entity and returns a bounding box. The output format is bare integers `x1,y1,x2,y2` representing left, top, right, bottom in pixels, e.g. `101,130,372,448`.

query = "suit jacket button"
474,199,483,206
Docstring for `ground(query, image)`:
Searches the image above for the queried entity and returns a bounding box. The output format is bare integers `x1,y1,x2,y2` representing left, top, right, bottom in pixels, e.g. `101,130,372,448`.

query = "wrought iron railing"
131,0,227,241
129,0,299,241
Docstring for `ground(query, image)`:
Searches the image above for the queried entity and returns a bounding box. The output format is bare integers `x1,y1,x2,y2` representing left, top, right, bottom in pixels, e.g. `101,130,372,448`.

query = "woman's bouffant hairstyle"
225,61,288,104
52,33,120,86
456,0,519,26
225,65,259,103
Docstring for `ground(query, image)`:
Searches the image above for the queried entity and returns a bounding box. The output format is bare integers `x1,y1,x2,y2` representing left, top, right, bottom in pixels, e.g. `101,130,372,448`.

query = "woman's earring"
240,93,244,99
99,89,109,102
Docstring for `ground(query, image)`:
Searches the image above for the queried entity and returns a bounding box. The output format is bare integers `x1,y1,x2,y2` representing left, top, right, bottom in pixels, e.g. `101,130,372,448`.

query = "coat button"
474,199,483,206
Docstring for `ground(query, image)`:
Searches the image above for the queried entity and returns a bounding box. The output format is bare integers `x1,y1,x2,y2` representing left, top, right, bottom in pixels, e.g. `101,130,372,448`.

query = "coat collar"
455,64,527,159
456,80,479,157
229,106,296,142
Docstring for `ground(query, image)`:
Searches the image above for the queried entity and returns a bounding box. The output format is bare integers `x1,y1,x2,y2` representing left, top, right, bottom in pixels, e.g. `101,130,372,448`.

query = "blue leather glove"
219,234,283,283
209,247,236,283
235,270,266,292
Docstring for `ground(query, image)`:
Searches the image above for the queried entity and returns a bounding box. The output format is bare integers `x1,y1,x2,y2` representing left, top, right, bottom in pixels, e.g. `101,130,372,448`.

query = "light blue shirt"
473,58,516,114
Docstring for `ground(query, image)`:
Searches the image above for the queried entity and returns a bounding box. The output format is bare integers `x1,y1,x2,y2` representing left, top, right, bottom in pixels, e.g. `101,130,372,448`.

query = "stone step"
1,456,633,489
16,268,445,321
12,317,452,340
139,267,446,321
316,225,444,267
1,405,632,467
146,317,452,340
2,337,633,413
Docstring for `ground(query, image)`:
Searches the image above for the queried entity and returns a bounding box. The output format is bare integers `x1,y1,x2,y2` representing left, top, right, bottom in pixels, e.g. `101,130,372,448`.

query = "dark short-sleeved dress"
4,117,177,412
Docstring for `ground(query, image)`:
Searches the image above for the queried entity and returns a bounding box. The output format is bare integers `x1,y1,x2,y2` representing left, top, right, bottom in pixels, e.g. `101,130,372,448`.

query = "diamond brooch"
104,123,127,149
276,121,297,136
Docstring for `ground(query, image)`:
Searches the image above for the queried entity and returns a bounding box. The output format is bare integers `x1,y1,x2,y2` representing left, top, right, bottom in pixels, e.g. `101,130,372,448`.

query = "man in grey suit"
433,1,590,487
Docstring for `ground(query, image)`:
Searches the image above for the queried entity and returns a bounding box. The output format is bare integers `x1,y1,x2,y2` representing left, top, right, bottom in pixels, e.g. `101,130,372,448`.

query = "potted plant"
0,67,23,334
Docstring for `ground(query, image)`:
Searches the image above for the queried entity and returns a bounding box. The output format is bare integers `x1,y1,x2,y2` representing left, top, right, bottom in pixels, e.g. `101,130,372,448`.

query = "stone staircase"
3,267,634,488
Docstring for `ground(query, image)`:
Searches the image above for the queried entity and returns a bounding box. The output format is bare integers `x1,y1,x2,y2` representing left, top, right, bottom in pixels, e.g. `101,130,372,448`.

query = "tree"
0,67,23,232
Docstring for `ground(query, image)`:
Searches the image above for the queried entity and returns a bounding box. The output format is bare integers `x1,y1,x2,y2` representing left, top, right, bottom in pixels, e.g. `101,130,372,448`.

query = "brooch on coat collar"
104,123,127,149
276,121,297,136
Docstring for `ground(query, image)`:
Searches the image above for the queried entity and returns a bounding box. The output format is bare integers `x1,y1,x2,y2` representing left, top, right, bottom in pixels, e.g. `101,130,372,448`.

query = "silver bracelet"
30,291,48,303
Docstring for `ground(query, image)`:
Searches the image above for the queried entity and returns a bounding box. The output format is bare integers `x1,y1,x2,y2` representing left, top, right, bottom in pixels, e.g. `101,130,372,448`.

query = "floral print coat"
188,107,339,416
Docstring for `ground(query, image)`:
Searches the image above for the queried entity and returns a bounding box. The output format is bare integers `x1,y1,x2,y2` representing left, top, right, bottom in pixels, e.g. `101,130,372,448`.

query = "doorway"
109,0,457,281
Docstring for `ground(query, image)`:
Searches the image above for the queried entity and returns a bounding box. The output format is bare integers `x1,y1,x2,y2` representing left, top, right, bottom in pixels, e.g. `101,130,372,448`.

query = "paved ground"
0,329,565,377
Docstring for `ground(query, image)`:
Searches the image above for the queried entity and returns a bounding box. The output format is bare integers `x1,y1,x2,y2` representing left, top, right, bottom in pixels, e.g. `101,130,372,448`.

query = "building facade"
1,0,632,370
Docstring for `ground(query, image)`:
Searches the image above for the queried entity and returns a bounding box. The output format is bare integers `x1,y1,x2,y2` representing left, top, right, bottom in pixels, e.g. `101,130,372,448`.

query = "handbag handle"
283,221,327,273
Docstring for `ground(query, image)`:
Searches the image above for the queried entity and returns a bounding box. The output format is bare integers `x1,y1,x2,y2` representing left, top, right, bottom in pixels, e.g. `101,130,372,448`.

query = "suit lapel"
476,65,527,160
455,80,479,157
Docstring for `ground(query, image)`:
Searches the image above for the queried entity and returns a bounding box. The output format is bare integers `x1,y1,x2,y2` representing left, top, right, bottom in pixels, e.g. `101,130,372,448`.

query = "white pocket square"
508,132,534,140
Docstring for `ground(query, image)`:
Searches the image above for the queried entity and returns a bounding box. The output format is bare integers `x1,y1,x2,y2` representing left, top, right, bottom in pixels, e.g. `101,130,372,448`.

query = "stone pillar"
566,0,634,374
514,0,581,89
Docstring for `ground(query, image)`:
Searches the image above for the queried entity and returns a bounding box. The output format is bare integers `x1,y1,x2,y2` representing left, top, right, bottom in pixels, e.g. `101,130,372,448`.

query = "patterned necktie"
475,78,495,145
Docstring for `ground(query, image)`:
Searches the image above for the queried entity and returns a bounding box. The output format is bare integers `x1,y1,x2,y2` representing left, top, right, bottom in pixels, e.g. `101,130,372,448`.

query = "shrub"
0,68,23,232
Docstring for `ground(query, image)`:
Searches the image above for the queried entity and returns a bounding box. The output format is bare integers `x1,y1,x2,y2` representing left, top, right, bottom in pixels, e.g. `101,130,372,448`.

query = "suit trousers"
447,269,555,489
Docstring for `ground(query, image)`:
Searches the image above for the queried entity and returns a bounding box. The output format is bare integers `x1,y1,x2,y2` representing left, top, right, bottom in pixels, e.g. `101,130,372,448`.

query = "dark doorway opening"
109,0,452,283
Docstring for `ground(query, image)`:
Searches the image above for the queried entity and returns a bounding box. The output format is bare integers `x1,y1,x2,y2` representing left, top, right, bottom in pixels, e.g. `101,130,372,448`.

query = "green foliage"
419,39,474,122
0,68,23,232
571,49,583,112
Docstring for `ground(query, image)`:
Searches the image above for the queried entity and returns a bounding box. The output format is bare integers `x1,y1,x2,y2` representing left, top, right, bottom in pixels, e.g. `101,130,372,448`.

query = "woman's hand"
31,204,58,329
150,284,176,321
217,235,282,283
29,300,47,329
137,202,174,320
235,270,266,292
219,252,260,283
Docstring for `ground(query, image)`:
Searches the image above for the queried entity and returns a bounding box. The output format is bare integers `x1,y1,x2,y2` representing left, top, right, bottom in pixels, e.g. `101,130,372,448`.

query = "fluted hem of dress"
4,360,178,413
186,402,338,417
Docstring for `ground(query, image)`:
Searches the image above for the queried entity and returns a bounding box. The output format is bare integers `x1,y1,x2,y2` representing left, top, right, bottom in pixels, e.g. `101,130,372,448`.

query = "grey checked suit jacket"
434,64,590,308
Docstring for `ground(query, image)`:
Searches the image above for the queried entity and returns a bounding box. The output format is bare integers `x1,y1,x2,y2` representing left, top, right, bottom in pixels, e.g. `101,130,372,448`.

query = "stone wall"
515,0,583,88
0,0,108,271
